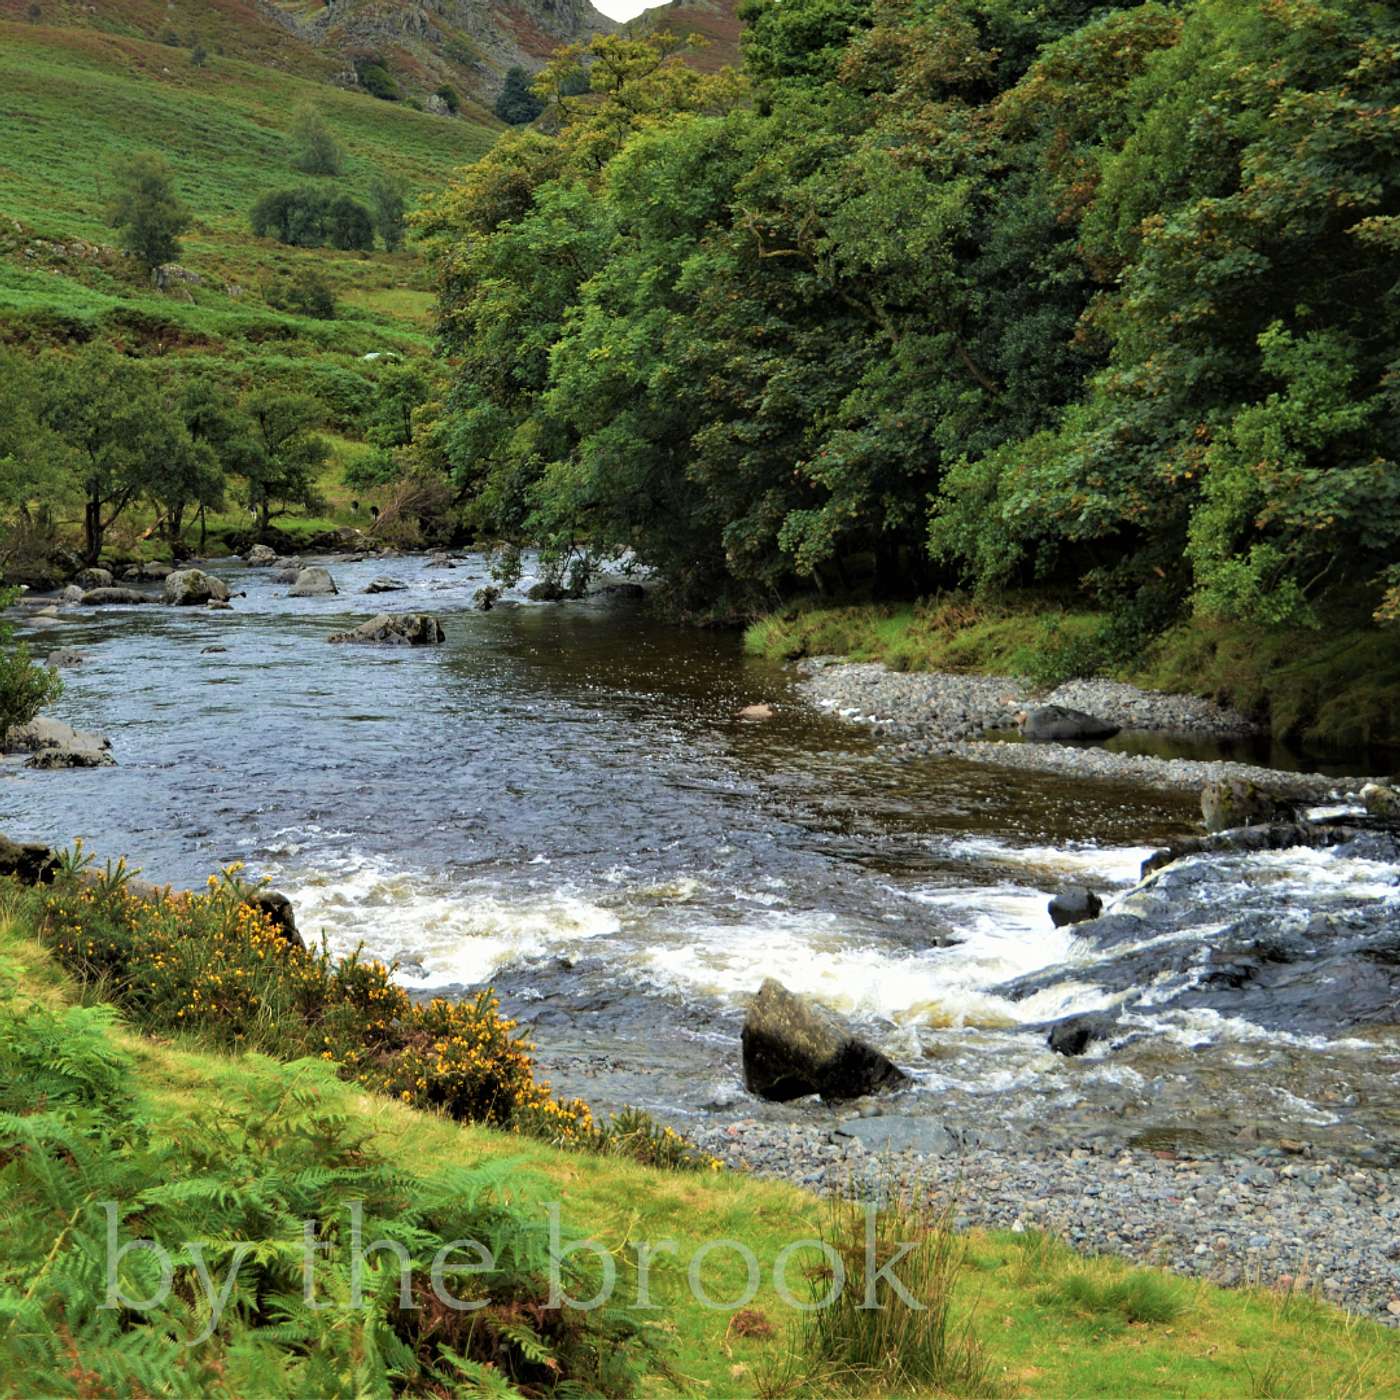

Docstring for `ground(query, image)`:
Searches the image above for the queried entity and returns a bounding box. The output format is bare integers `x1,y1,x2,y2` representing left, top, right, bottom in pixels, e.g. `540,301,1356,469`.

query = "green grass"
1,891,1396,1396
746,597,1400,749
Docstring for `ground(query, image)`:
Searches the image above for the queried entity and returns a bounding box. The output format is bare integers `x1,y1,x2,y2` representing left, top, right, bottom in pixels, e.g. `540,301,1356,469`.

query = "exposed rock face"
1017,705,1120,742
81,587,151,605
289,567,338,597
741,978,907,1102
1049,886,1103,928
164,569,230,606
1200,778,1292,833
327,613,445,646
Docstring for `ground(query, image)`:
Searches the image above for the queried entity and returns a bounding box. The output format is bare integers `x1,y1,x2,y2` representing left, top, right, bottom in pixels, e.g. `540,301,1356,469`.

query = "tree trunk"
83,494,103,565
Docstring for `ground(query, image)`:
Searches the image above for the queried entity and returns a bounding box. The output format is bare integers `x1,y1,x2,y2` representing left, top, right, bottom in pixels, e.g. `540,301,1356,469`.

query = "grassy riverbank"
746,599,1400,752
2,876,1397,1395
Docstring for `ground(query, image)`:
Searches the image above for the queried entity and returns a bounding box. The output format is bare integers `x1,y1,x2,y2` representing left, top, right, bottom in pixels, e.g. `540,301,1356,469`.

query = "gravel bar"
693,1122,1400,1326
797,658,1373,798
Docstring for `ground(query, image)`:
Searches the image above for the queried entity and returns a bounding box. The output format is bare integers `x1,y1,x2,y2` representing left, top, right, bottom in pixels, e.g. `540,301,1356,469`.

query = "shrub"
354,53,400,101
326,194,374,252
106,152,190,273
495,66,545,125
262,267,337,320
250,187,329,247
434,82,460,114
288,101,342,177
367,169,408,251
0,587,62,743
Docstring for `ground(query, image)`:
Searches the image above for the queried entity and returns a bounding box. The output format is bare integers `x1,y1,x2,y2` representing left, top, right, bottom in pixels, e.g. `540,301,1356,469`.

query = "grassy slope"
2,907,1394,1397
746,600,1400,750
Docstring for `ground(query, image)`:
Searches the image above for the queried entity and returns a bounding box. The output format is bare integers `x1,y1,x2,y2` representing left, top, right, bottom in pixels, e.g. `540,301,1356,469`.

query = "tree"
190,40,208,68
326,195,374,251
367,170,407,252
240,392,330,534
433,84,460,114
494,67,544,126
250,187,330,246
106,153,190,274
289,102,343,177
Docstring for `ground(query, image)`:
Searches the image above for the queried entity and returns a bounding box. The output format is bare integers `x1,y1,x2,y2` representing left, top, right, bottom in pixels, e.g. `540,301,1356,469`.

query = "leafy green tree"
289,102,342,176
494,66,544,125
250,187,329,246
263,267,337,320
239,392,330,534
367,170,408,251
326,195,374,251
106,153,190,274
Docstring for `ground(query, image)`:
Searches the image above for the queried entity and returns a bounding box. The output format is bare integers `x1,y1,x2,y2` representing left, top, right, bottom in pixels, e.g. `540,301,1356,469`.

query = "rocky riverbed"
689,1121,1400,1326
796,658,1383,796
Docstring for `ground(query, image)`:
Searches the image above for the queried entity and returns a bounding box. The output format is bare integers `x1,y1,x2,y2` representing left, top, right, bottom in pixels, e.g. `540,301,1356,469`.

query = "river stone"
163,568,230,606
5,716,111,756
1046,1011,1121,1057
81,587,151,606
738,703,775,721
289,567,337,597
1017,705,1121,742
45,649,84,668
0,835,57,885
473,586,501,612
247,890,304,950
1049,886,1103,928
1201,778,1292,833
26,747,116,769
527,580,568,602
1361,783,1400,821
364,577,407,594
60,585,84,604
246,544,278,567
741,978,907,1102
834,1117,956,1156
75,567,112,590
327,613,445,646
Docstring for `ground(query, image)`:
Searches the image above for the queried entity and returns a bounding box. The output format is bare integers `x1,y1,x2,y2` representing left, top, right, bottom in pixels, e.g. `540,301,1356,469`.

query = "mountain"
625,0,741,72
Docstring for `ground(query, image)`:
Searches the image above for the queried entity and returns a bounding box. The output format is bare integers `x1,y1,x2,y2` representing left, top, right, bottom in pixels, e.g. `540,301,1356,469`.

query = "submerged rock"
327,613,445,646
741,977,907,1102
1049,886,1103,928
163,568,230,606
289,567,337,597
1017,705,1120,742
1201,778,1292,833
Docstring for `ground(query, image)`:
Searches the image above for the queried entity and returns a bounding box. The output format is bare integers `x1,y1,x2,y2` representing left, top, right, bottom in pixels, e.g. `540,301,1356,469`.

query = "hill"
626,0,741,71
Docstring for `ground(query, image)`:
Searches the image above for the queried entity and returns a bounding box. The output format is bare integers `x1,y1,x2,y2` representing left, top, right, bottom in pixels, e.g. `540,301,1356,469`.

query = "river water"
8,553,1399,1159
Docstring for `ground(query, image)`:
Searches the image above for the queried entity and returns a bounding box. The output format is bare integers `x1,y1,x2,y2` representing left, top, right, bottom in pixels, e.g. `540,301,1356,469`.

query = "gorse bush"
0,960,659,1394
30,854,719,1171
0,587,62,741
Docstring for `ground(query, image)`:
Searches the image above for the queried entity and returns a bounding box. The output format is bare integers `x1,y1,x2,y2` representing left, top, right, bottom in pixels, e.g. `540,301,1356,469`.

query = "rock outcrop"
741,978,907,1102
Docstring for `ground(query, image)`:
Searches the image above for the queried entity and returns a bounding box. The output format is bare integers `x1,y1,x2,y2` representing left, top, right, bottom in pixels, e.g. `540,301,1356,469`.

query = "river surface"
7,553,1399,1160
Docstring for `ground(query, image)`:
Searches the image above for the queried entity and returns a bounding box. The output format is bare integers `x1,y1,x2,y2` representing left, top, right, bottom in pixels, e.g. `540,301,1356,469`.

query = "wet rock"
834,1117,956,1155
75,567,112,590
59,585,84,604
5,716,111,757
1201,778,1292,834
527,580,568,602
738,703,775,721
0,836,58,884
81,587,151,606
1017,705,1120,742
45,649,84,668
26,748,116,769
741,978,907,1102
1047,1011,1121,1057
327,613,445,646
246,890,304,950
246,544,278,567
1361,783,1400,821
426,554,457,570
473,586,501,612
1141,821,1371,878
289,567,337,597
201,645,227,654
1049,886,1103,928
163,568,230,606
602,583,646,600
207,599,232,611
364,577,408,594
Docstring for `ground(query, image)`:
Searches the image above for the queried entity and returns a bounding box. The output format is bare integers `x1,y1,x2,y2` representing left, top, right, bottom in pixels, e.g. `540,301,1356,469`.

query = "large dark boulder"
1049,886,1103,928
327,613,445,646
741,978,907,1102
1046,1011,1121,1057
246,890,304,950
0,836,58,885
1017,705,1120,742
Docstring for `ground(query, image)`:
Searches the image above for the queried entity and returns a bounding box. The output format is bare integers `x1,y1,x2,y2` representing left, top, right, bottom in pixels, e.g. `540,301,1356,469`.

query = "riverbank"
746,600,1400,752
794,658,1374,798
2,891,1396,1394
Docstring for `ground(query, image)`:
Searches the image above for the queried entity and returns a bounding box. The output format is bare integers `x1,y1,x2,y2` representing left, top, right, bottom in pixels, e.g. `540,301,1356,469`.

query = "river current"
8,553,1398,1159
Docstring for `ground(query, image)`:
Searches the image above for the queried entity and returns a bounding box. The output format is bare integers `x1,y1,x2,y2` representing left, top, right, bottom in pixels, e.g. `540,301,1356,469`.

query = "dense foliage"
106,152,190,274
423,1,1400,638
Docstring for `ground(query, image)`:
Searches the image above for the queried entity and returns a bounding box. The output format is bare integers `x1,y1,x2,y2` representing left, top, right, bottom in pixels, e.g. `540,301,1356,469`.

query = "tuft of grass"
1039,1266,1187,1328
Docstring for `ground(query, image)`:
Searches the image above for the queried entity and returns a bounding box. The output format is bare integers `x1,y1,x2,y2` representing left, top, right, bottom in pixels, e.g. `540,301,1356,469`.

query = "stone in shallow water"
833,1117,956,1156
1049,885,1103,928
327,613,445,646
1017,705,1120,742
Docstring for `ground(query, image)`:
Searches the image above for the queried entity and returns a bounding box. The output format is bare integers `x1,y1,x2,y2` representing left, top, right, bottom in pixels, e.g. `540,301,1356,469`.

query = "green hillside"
0,17,496,360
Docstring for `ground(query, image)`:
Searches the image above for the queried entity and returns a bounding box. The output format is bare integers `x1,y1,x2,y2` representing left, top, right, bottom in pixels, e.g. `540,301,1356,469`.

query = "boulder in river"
163,568,230,606
246,544,278,567
0,835,58,885
60,585,84,605
75,567,112,590
738,703,775,721
6,716,115,768
527,580,568,602
741,977,907,1102
26,748,116,769
473,586,501,612
1200,778,1292,834
1361,783,1399,821
364,577,407,594
1048,886,1103,928
45,649,84,669
327,613,445,646
1046,1011,1120,1057
81,587,151,606
289,567,337,597
1016,705,1120,742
